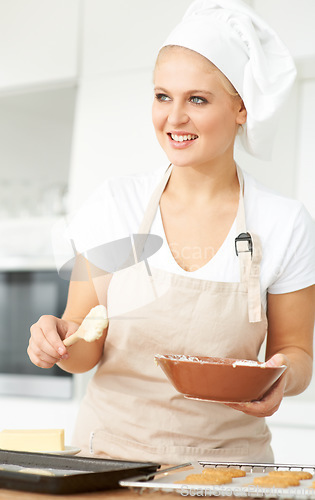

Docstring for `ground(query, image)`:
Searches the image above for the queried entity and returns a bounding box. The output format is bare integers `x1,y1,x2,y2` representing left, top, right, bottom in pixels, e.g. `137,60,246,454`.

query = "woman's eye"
155,93,171,102
190,96,207,105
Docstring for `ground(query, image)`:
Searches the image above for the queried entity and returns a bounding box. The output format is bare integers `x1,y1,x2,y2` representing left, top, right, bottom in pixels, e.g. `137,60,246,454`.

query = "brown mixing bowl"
154,354,287,402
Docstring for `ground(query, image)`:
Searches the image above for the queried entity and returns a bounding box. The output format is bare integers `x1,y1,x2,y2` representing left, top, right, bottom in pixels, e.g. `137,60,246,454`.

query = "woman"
28,0,315,463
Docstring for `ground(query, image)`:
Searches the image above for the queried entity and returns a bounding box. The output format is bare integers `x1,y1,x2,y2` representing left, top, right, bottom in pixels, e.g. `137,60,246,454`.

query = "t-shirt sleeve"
51,171,159,277
267,204,315,294
52,179,130,275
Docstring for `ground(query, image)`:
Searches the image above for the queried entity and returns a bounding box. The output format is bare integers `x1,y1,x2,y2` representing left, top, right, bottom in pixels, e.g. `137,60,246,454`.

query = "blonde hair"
155,45,240,99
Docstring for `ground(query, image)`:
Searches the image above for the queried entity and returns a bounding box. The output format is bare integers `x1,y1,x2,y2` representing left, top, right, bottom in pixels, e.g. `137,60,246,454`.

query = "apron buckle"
235,232,253,256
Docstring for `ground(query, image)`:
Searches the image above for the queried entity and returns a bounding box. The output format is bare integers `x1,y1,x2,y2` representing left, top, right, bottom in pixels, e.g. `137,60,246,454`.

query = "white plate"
44,446,81,455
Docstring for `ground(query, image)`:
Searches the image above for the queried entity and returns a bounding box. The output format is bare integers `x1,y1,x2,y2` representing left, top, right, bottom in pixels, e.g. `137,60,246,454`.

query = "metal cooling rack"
120,461,315,498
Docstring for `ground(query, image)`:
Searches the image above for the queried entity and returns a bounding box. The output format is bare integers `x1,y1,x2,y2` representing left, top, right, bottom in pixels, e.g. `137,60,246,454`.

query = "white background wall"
0,0,79,90
0,0,314,464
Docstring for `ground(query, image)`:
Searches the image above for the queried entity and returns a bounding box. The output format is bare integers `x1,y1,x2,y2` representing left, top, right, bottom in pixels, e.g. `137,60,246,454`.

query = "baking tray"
0,449,159,494
120,461,315,498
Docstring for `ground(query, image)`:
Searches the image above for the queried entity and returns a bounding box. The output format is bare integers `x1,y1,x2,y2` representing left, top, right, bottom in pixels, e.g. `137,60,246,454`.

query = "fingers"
224,366,287,417
224,397,282,417
264,353,290,369
28,315,71,369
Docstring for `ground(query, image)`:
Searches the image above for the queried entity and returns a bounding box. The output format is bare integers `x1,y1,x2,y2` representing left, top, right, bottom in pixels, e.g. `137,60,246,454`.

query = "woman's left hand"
224,353,290,417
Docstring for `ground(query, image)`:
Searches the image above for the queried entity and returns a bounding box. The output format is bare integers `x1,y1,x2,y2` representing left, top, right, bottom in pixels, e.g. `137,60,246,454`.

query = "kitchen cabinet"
0,0,79,92
0,87,76,217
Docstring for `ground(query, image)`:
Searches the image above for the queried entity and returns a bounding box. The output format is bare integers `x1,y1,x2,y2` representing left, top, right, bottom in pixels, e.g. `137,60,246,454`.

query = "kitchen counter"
0,488,162,499
0,488,176,499
0,489,246,499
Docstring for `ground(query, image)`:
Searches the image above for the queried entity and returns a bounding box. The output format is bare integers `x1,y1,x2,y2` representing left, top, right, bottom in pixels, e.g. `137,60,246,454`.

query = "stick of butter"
0,429,64,452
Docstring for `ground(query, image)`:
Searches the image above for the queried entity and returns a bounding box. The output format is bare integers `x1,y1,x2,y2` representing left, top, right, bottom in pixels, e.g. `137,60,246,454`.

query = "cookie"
253,476,300,487
209,467,246,478
179,472,232,485
268,470,313,480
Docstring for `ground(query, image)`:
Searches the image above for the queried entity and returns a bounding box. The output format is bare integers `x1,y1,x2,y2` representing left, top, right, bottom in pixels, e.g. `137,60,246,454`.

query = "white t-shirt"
65,166,315,311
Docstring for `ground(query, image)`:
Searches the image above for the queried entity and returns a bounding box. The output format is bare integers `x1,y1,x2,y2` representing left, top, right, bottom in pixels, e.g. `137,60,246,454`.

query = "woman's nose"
167,102,189,126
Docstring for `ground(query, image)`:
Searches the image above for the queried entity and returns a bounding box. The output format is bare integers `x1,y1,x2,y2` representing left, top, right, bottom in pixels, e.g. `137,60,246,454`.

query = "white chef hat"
160,0,297,160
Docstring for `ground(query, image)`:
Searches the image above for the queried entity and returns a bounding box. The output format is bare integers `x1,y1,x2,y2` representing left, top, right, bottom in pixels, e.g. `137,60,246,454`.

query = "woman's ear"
236,99,247,125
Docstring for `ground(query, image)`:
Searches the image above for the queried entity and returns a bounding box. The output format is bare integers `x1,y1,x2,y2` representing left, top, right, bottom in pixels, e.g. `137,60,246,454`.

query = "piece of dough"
18,468,55,476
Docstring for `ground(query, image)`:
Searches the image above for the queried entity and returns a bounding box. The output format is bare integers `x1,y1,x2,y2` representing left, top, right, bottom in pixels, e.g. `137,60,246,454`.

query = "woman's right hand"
28,315,79,369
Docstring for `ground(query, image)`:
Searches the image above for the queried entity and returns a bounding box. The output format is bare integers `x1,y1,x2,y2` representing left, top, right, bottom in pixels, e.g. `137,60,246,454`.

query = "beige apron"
72,165,273,464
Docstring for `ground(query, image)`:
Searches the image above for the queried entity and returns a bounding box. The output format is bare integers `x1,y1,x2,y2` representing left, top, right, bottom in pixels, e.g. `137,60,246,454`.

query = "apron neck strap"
235,164,246,234
138,164,172,235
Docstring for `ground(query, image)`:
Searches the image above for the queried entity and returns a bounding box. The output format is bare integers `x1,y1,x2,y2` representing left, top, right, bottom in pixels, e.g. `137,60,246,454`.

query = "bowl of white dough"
154,354,286,403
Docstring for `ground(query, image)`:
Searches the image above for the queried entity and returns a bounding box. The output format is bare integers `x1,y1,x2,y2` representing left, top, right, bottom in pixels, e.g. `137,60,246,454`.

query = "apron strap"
116,165,172,273
131,165,172,264
236,232,263,322
138,164,172,235
248,233,263,323
234,166,263,323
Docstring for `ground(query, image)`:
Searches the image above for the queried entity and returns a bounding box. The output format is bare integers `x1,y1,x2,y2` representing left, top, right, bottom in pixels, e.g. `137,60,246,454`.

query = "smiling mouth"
168,133,198,142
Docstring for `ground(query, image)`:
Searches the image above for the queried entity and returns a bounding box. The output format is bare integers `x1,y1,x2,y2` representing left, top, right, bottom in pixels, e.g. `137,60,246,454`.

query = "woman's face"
152,47,246,169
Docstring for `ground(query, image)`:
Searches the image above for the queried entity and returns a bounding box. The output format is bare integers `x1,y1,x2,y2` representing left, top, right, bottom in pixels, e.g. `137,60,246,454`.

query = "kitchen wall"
0,0,314,463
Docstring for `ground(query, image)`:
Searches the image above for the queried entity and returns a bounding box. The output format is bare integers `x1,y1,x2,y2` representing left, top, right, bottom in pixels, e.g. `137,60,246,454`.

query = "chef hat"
160,0,297,160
